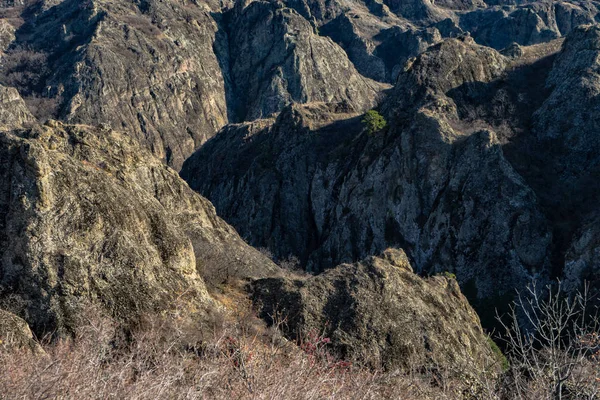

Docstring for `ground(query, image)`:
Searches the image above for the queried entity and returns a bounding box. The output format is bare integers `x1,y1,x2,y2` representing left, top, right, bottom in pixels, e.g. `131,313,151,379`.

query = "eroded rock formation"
252,249,500,373
0,106,277,335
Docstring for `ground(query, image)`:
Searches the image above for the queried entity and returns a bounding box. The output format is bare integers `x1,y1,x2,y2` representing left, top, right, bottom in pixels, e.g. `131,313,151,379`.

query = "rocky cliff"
0,0,594,171
0,0,389,169
181,26,600,322
252,249,500,374
0,0,600,376
223,0,386,121
0,91,278,335
1,0,230,169
0,86,509,385
182,37,555,315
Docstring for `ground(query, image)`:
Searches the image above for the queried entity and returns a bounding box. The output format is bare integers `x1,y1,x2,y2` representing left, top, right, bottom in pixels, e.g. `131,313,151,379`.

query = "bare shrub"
257,248,309,276
0,47,49,92
278,255,306,274
24,94,61,120
0,303,487,399
499,281,600,400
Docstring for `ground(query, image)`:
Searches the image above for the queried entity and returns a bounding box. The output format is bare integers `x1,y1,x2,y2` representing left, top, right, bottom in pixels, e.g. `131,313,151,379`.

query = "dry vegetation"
0,305,459,400
2,282,600,399
0,47,61,120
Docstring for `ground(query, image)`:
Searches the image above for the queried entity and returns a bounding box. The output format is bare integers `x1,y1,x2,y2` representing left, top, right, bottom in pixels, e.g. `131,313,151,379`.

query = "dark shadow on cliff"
210,10,241,123
447,52,600,280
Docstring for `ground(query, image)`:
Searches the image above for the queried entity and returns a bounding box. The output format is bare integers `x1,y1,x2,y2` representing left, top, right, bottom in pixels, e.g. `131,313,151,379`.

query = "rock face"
459,2,599,50
252,249,498,373
0,112,277,335
0,0,595,173
0,0,389,169
0,309,42,353
532,25,600,213
530,25,600,298
321,13,442,82
1,0,230,170
0,84,34,127
224,1,386,121
182,37,553,316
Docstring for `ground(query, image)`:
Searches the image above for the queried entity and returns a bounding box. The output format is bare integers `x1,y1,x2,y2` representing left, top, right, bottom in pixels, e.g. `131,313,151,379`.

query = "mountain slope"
0,90,278,335
182,35,579,317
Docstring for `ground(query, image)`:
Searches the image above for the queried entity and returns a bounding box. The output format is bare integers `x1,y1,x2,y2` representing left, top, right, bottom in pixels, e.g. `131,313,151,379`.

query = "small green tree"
362,110,387,135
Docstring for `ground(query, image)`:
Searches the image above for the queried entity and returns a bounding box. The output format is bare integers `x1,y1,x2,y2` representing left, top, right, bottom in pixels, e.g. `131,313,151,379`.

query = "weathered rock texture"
0,84,34,127
224,1,386,121
0,112,277,335
529,26,600,298
252,249,499,373
1,0,230,170
0,0,391,169
182,37,555,317
0,0,595,173
0,309,42,353
460,1,599,50
0,0,599,338
320,12,442,82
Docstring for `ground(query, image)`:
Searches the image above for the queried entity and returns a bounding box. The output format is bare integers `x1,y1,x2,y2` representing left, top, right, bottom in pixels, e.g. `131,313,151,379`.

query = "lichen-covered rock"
252,248,499,374
0,309,42,353
0,117,278,336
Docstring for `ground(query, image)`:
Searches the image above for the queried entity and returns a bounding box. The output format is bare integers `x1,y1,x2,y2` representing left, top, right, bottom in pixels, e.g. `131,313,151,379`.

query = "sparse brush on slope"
0,303,497,400
498,281,600,399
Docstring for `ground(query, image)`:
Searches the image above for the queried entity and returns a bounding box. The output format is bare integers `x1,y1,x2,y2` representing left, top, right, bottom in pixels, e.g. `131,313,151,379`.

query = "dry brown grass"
0,303,480,400
3,284,599,399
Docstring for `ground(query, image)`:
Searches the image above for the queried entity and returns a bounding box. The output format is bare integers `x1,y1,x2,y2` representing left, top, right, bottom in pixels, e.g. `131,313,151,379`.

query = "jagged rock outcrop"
0,111,278,335
252,248,500,373
460,1,599,50
321,13,442,82
0,0,393,168
182,37,555,318
1,0,229,170
0,85,34,127
0,19,14,51
0,309,42,353
225,1,386,121
383,0,453,22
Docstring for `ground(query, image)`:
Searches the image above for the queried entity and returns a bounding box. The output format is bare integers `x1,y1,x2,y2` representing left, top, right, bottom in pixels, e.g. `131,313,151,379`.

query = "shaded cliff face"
182,35,587,317
224,1,386,121
460,1,600,50
0,106,277,335
252,249,499,374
